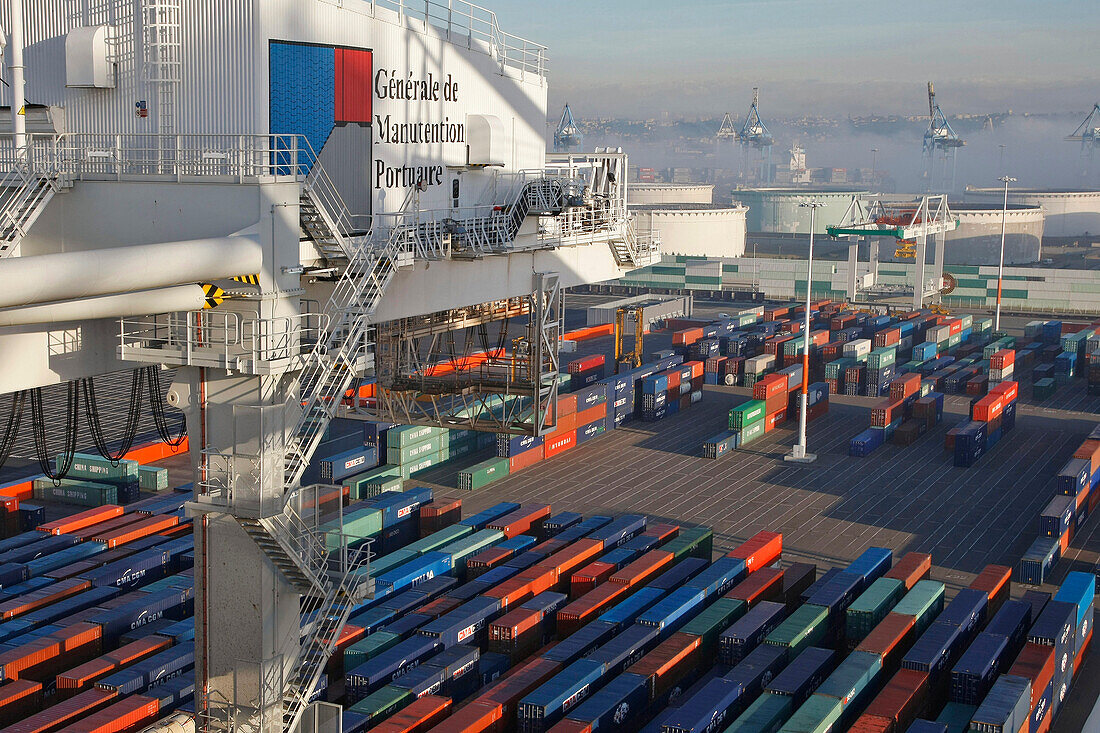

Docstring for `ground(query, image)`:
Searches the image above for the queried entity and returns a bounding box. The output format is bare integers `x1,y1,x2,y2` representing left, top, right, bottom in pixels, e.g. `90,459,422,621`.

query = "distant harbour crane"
739,88,775,183
922,82,965,192
717,112,739,143
554,103,582,152
1066,103,1100,180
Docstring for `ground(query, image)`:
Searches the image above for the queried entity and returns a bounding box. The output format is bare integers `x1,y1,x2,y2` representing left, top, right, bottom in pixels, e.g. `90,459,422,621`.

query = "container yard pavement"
413,380,1100,729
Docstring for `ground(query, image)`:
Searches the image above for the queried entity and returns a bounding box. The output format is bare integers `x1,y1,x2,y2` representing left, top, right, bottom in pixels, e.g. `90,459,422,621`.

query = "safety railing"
367,0,546,78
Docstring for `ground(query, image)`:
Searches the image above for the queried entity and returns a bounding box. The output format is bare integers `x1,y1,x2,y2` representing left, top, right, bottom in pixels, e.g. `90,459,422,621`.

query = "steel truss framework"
350,273,562,435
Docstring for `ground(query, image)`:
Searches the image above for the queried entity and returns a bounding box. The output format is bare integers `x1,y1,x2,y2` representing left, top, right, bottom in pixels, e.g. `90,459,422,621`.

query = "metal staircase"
225,182,408,733
0,170,62,259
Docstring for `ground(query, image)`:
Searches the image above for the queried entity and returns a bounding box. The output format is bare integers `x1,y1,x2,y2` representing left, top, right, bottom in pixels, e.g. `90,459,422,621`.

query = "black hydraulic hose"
31,383,79,482
83,369,144,463
146,367,187,447
0,391,26,470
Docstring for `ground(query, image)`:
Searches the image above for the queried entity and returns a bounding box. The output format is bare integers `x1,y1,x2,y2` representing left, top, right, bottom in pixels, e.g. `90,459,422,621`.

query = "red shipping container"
0,578,91,620
374,695,453,733
56,693,159,732
93,514,179,548
417,597,462,619
968,565,1011,614
37,506,125,536
557,394,578,418
972,394,1004,422
874,327,901,348
726,567,785,607
1075,628,1092,674
4,687,118,733
807,401,829,422
889,374,921,401
575,405,607,429
1009,643,1055,722
468,547,513,576
779,320,802,334
687,361,705,379
609,550,674,588
764,336,794,357
884,553,932,589
856,613,916,671
764,408,786,433
629,632,703,700
990,349,1016,370
989,380,1018,404
642,523,680,542
556,583,629,637
665,369,682,392
948,319,963,335
570,561,615,598
728,531,783,572
871,399,903,428
488,505,551,538
544,430,577,459
764,391,787,415
567,355,606,374
425,700,501,733
510,445,545,474
71,514,147,542
1078,440,1100,478
549,721,592,733
536,539,603,580
57,635,173,692
860,668,929,733
489,608,542,645
672,328,704,347
0,679,42,726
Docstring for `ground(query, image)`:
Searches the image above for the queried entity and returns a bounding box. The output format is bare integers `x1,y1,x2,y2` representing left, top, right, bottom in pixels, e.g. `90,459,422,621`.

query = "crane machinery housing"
739,88,775,184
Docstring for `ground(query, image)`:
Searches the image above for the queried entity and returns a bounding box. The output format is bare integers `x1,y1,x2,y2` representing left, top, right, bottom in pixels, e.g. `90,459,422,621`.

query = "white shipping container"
843,339,872,358
745,354,776,374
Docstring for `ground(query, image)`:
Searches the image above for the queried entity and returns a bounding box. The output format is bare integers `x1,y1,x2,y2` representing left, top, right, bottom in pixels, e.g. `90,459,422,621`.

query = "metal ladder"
0,170,60,259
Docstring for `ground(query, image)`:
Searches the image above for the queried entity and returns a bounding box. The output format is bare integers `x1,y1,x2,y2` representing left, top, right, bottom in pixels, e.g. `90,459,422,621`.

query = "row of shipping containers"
704,378,829,458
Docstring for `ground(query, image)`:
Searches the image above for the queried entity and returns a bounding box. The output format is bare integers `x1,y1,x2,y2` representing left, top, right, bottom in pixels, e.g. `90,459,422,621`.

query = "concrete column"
914,232,928,311
846,236,859,302
933,230,946,305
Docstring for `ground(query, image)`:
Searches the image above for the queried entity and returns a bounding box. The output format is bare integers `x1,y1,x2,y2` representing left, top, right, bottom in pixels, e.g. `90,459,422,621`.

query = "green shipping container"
726,693,793,733
137,466,168,491
936,702,978,733
369,549,418,578
350,475,404,501
814,650,882,713
403,524,474,558
388,435,443,465
737,419,766,447
322,506,383,551
347,684,411,722
867,347,896,371
402,453,443,479
458,457,510,491
680,597,747,654
33,478,118,507
344,630,403,670
767,604,828,657
63,452,138,480
892,580,945,635
441,528,506,571
663,526,713,561
386,425,441,450
779,694,843,733
845,577,906,642
729,400,767,430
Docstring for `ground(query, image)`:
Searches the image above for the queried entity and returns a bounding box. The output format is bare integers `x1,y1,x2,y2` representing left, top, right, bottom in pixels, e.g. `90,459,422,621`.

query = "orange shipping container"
372,695,453,733
37,506,125,536
556,583,629,637
0,578,91,620
629,632,703,700
570,561,615,598
753,374,787,401
574,405,607,429
4,687,118,733
1075,439,1100,476
968,565,1011,614
672,328,704,347
883,553,931,589
728,531,782,572
56,693,159,733
990,380,1018,404
544,430,577,459
0,679,42,726
726,567,785,607
93,514,180,548
424,700,501,733
856,613,916,672
536,539,604,579
860,668,929,733
510,445,545,473
549,721,593,733
609,550,674,588
972,394,1004,422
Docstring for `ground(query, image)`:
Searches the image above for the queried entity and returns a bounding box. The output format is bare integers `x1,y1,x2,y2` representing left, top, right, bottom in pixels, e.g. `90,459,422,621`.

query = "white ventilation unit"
466,114,507,167
65,26,116,88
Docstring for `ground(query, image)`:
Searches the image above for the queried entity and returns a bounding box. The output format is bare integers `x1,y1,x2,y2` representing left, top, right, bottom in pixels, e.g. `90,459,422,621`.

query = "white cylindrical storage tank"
731,188,867,234
631,204,747,258
627,183,714,206
965,188,1100,237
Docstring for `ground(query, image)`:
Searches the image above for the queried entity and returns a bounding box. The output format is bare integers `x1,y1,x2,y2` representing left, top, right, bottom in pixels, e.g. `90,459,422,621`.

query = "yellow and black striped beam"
201,284,226,309
231,274,260,286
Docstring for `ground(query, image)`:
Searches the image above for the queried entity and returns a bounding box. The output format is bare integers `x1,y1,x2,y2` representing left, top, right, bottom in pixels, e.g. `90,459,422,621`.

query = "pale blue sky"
487,0,1098,117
